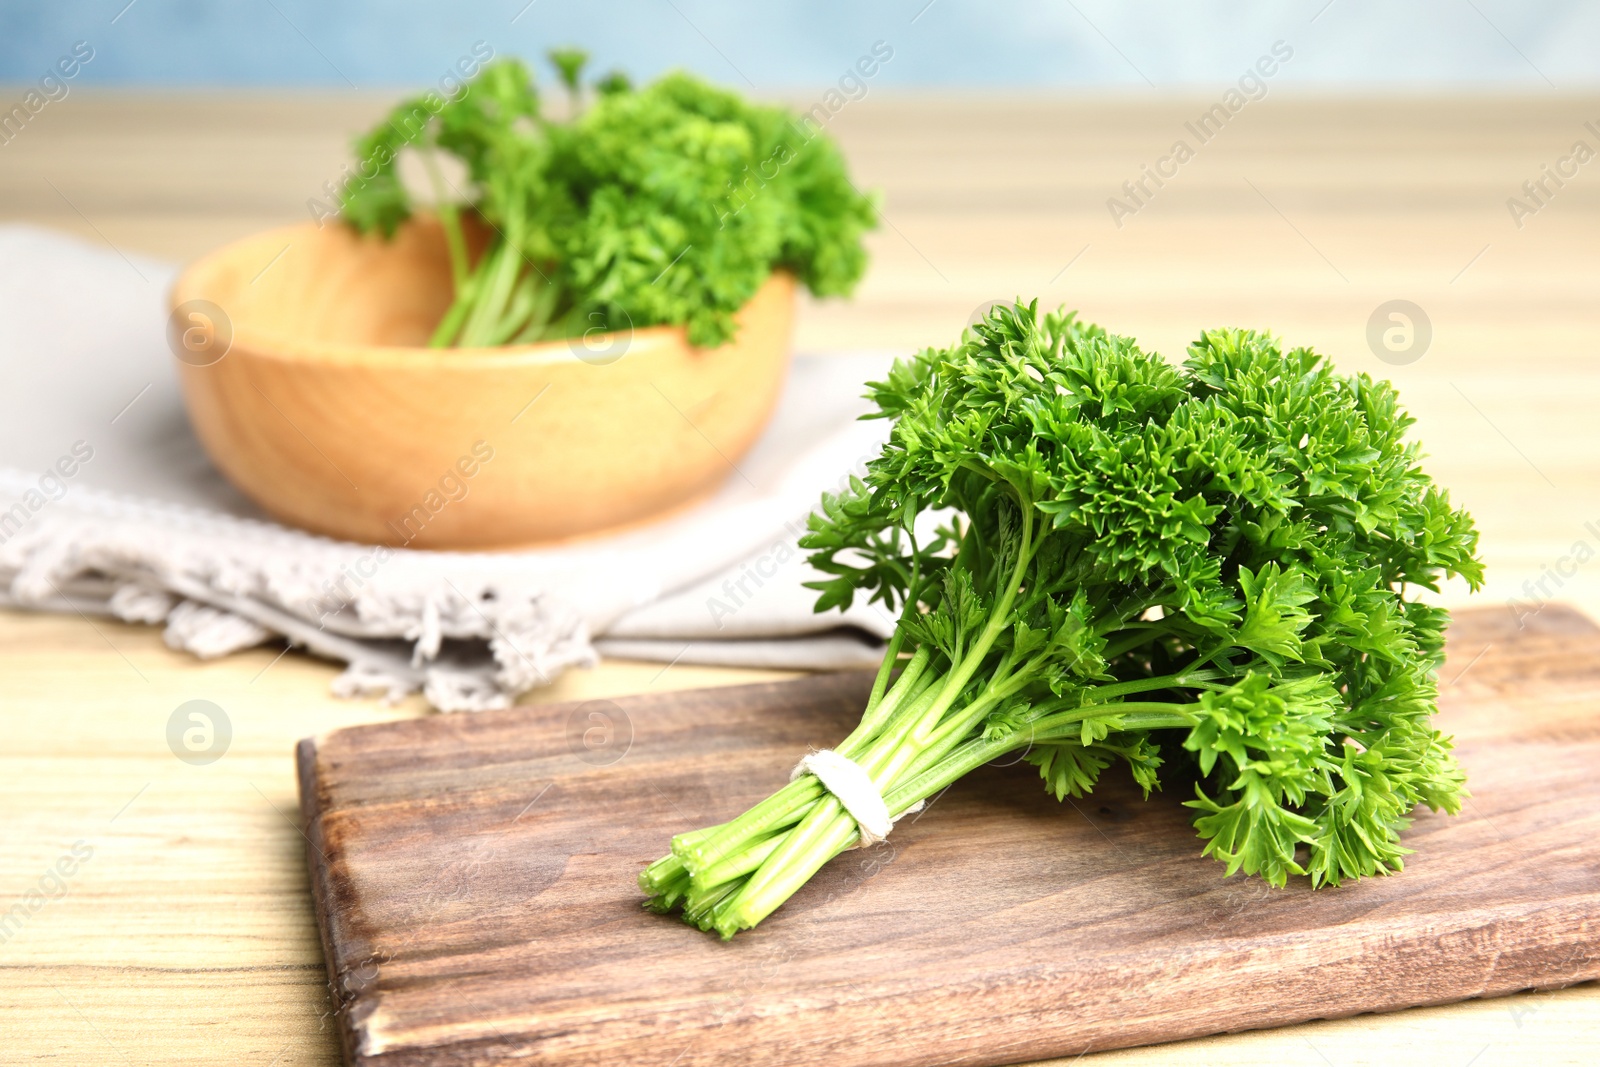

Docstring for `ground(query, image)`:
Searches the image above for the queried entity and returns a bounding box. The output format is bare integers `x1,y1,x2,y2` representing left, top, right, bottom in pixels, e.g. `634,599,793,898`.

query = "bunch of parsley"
642,301,1483,939
340,52,877,348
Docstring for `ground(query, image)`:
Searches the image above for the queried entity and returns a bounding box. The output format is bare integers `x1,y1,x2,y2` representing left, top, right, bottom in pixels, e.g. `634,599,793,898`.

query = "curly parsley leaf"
340,56,876,348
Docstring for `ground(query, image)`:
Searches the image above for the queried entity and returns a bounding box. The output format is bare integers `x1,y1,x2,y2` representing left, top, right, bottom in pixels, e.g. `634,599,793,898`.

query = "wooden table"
3,91,1598,1066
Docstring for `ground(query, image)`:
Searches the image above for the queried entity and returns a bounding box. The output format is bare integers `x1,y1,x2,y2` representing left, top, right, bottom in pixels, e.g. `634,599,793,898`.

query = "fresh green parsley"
642,301,1483,938
339,51,877,348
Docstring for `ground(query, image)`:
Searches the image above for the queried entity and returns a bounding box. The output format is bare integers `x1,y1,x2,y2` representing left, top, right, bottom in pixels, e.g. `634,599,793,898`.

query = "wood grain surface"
6,91,1600,1067
296,606,1600,1066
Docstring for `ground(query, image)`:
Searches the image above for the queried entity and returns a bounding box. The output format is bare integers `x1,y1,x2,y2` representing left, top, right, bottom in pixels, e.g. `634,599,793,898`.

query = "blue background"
1,0,1596,89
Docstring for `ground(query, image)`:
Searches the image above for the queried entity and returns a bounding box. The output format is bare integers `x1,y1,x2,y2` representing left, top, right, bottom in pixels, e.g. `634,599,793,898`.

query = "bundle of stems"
422,174,572,349
642,609,1212,938
640,505,1222,940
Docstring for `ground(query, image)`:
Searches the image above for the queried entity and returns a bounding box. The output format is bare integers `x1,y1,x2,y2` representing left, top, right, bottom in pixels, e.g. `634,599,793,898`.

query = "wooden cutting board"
296,606,1600,1067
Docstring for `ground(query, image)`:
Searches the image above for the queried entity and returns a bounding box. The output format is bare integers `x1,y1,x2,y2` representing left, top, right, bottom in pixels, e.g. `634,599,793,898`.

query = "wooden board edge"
440,905,1600,1067
297,669,877,765
296,735,367,1067
1026,912,1600,1064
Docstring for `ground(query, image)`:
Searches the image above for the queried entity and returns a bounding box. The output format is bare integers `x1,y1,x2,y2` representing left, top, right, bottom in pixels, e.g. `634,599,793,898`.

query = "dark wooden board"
297,606,1600,1067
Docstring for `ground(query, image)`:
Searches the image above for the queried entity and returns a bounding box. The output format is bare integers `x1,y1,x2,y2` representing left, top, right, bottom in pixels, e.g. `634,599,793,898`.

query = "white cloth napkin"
0,225,899,710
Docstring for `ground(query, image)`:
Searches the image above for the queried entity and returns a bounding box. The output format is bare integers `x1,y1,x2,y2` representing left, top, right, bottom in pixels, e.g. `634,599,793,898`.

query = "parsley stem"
428,268,479,347
907,509,1037,750
846,644,931,750
674,777,823,876
865,628,906,712
419,145,469,290
460,237,524,346
724,795,847,921
690,833,784,894
718,808,858,936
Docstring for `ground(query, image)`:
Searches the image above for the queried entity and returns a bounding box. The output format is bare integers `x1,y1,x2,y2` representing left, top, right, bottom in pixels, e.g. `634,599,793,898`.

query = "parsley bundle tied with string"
641,301,1483,939
339,51,877,348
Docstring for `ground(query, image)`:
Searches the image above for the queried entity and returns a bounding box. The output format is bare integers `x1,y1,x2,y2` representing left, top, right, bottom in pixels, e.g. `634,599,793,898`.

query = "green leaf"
1187,775,1318,886
1233,563,1317,665
1028,744,1112,801
547,47,589,94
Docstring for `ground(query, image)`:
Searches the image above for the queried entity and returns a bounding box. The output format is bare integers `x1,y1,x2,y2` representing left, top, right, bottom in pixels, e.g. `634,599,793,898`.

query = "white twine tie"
789,749,923,847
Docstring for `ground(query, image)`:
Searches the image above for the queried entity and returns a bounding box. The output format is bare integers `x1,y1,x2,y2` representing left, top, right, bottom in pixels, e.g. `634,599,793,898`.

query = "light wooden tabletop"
3,91,1597,1066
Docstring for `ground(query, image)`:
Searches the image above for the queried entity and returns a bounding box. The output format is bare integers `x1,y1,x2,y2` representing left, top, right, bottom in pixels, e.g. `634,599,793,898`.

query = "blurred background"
4,0,1600,87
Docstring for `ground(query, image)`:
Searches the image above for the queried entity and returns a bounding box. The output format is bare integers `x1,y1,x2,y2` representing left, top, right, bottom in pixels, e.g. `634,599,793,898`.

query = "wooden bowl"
168,219,795,548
